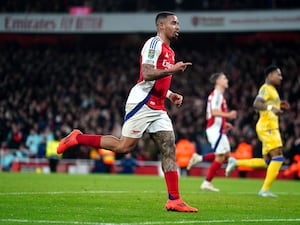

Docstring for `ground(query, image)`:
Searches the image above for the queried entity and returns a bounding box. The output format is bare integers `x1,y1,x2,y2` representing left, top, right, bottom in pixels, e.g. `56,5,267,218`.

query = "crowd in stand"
1,0,299,13
0,33,300,174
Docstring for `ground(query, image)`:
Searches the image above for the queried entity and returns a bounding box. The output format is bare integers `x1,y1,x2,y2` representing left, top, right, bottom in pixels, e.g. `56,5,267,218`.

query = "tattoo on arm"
142,64,170,81
150,131,177,172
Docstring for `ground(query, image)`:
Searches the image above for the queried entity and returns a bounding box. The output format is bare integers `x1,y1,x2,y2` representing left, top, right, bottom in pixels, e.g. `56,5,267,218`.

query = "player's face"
270,69,282,86
164,15,180,41
217,74,229,88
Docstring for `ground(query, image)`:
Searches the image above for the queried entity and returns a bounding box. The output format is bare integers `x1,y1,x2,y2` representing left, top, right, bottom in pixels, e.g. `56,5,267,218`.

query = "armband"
166,90,172,98
267,105,273,111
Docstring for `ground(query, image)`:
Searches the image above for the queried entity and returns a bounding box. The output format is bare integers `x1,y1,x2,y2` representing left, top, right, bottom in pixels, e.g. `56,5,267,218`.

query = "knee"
215,154,226,163
116,144,135,154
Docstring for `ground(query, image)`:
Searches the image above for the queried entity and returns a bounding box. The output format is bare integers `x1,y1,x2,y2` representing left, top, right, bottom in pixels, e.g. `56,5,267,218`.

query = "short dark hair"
209,72,224,84
264,64,279,76
155,11,175,26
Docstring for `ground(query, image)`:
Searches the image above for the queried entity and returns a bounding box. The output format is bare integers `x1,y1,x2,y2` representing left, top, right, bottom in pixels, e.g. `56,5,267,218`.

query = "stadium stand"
1,33,299,164
1,0,300,12
0,1,300,177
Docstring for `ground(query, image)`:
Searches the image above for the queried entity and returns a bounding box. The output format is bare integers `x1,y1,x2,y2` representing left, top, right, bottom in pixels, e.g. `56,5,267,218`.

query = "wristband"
267,105,273,111
166,90,172,98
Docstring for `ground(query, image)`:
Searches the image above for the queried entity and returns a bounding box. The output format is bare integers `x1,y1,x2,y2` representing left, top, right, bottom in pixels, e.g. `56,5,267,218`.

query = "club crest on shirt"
148,49,155,59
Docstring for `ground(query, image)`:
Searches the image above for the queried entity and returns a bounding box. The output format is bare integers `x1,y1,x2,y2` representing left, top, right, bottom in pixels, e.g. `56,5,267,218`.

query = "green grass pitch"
0,172,299,225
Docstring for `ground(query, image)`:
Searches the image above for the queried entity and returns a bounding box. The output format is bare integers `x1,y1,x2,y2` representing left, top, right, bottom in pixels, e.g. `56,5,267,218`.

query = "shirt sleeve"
141,37,162,67
257,85,269,102
211,91,222,110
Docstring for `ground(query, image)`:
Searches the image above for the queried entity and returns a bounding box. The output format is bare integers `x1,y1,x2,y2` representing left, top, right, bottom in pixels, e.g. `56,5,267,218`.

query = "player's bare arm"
150,131,177,172
142,62,192,81
211,109,237,120
253,97,282,115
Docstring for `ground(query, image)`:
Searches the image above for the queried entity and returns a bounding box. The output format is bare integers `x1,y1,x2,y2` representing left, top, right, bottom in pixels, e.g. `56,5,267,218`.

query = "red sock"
164,171,180,200
206,160,222,182
76,134,102,148
203,152,215,161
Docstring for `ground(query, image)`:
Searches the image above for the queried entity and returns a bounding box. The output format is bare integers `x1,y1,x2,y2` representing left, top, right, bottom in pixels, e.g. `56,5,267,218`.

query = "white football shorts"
206,128,231,154
122,104,173,138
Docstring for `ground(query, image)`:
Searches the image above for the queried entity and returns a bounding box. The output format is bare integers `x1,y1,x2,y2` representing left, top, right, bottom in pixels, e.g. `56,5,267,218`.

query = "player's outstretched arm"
142,62,192,81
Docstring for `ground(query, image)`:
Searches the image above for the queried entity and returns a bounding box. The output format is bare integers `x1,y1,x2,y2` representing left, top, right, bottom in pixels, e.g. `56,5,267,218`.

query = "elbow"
142,73,153,81
253,99,258,109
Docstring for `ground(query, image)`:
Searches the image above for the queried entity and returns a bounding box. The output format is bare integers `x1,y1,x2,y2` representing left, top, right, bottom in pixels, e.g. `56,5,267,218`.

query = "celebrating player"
226,64,290,197
57,11,198,212
187,72,237,191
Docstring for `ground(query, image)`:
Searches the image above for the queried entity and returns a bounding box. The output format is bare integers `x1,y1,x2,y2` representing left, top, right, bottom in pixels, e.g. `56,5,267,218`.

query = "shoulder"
259,84,274,94
143,36,163,50
212,89,222,98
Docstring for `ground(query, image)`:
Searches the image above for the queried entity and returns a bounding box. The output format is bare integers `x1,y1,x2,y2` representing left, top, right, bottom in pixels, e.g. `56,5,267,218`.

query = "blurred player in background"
226,64,290,197
187,72,237,191
57,11,198,212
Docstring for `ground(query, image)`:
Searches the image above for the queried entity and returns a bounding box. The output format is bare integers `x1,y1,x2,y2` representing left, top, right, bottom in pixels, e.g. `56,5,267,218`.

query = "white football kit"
122,36,175,138
206,89,230,154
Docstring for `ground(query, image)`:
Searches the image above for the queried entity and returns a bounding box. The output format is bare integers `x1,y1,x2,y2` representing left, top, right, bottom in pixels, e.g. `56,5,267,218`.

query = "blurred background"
0,0,300,176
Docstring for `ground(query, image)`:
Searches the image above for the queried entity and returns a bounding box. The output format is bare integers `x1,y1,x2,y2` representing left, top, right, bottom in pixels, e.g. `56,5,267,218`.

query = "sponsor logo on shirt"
131,130,141,134
162,59,173,69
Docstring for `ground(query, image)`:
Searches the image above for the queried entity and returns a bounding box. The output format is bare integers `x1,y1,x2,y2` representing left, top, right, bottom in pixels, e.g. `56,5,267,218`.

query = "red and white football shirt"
126,36,175,111
206,89,228,134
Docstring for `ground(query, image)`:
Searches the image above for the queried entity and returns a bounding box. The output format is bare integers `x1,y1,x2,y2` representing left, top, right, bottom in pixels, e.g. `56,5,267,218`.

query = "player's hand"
225,122,233,131
271,106,283,115
173,61,192,73
169,92,183,107
228,110,237,120
280,100,290,110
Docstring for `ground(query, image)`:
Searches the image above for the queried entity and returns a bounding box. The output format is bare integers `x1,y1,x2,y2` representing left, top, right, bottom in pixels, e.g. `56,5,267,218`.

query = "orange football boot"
165,199,198,212
57,129,82,154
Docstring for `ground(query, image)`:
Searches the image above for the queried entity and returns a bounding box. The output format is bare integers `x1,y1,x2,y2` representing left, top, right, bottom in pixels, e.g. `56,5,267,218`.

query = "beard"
170,33,179,42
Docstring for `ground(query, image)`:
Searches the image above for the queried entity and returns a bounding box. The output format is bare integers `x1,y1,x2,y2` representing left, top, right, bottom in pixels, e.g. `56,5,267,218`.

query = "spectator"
118,153,139,174
230,136,254,178
175,138,196,176
98,149,116,173
25,127,42,158
45,139,61,173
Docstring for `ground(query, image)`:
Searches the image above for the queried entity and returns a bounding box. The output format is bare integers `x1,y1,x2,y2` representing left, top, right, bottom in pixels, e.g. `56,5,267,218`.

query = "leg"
258,129,284,197
150,131,177,172
187,152,215,171
202,134,229,191
48,157,59,173
206,153,225,182
57,129,140,154
259,147,284,197
151,131,198,212
100,135,140,154
201,153,227,192
226,157,268,177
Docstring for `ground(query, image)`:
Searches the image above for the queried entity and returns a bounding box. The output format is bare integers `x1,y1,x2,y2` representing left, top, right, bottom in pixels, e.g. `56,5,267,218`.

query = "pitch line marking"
1,218,300,225
1,190,300,196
